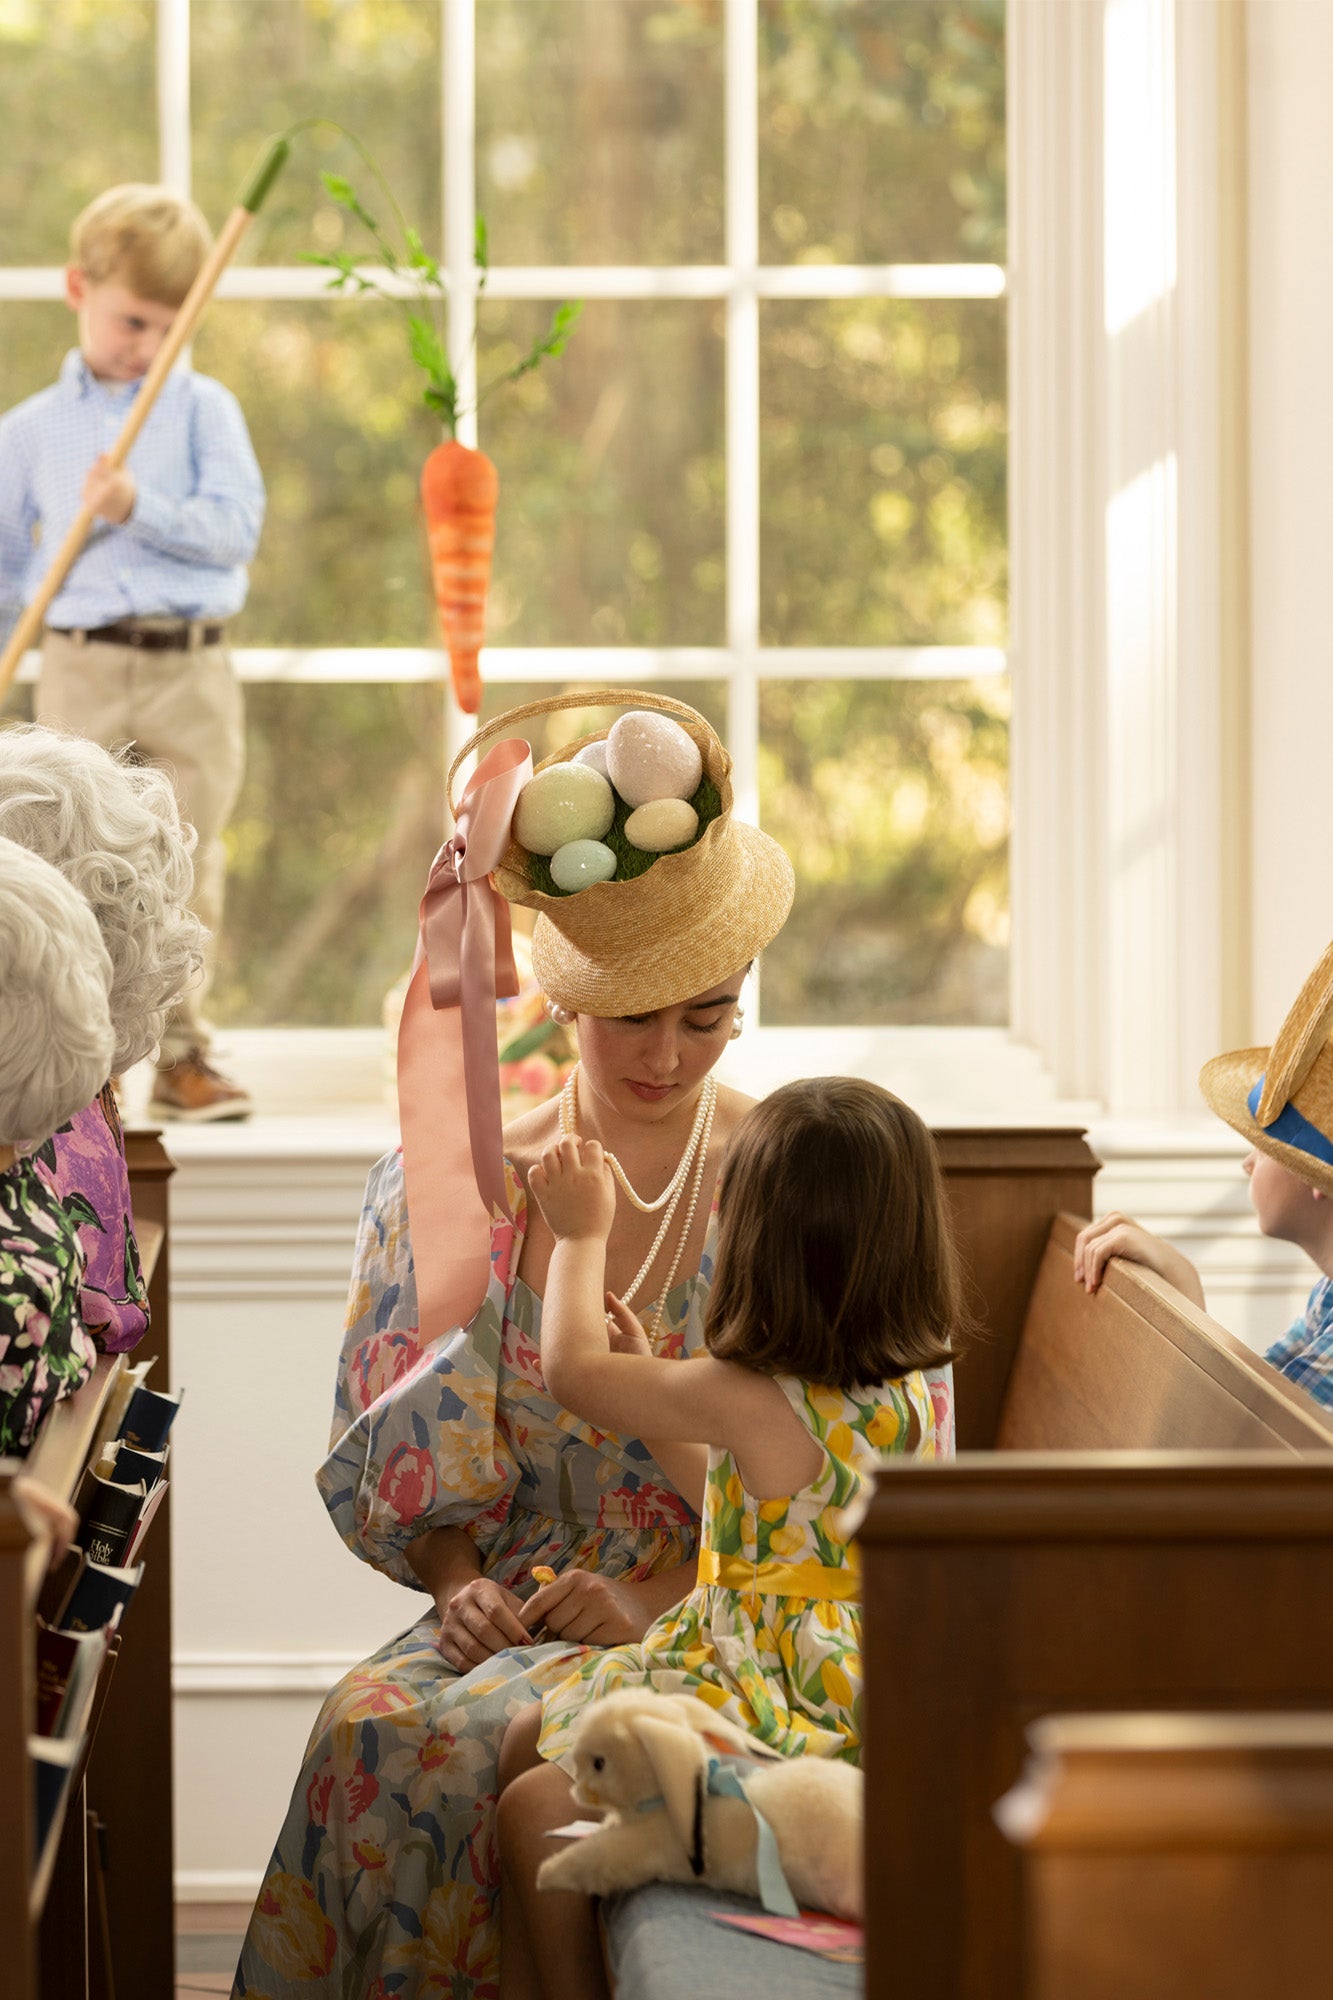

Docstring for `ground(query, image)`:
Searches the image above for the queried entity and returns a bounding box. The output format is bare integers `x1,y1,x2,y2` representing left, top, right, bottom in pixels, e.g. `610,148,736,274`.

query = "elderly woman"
234,698,794,2000
0,724,202,1351
0,836,116,1453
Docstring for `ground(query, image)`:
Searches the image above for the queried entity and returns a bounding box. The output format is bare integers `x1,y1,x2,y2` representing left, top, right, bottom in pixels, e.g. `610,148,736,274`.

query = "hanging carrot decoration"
307,177,580,715
420,439,498,715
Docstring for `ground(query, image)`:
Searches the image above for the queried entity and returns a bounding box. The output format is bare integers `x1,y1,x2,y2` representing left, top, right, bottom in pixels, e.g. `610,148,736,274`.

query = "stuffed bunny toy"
536,1689,861,1920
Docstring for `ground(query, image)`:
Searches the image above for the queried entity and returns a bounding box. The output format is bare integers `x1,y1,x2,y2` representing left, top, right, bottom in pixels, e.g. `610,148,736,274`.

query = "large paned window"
1,0,1007,1037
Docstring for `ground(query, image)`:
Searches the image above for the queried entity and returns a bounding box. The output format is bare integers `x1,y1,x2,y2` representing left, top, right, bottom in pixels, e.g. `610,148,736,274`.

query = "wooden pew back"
997,1214,1333,1452
861,1213,1333,2000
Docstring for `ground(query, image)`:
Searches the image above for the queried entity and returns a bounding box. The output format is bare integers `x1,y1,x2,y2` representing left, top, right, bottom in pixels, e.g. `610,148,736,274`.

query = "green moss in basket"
526,774,723,897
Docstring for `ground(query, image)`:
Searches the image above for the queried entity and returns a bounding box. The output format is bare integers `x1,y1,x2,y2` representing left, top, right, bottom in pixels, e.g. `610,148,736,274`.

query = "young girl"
496,1076,963,2000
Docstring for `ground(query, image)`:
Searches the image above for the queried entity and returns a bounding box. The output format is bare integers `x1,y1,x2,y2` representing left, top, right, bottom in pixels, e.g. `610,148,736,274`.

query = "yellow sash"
697,1548,861,1602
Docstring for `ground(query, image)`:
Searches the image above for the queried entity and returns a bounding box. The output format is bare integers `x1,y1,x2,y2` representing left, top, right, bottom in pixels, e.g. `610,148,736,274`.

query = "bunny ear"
636,1715,708,1874
1256,938,1333,1126
667,1697,784,1762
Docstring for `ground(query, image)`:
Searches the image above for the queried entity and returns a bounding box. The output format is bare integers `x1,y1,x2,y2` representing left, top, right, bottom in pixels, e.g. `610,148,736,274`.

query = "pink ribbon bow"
397,737,534,1346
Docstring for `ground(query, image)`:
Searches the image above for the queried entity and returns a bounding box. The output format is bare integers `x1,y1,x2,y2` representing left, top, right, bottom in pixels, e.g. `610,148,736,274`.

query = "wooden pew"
997,1712,1333,2000
0,1129,175,2000
860,1212,1333,2000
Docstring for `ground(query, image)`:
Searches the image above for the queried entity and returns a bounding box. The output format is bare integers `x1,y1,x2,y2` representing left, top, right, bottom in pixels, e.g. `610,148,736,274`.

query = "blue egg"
550,838,618,893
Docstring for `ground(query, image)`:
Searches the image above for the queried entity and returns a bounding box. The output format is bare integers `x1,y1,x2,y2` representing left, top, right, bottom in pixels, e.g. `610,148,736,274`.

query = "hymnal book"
124,1475,169,1562
96,1437,168,1491
34,1620,112,1740
31,1735,80,1858
117,1382,182,1454
60,1557,144,1635
77,1472,148,1570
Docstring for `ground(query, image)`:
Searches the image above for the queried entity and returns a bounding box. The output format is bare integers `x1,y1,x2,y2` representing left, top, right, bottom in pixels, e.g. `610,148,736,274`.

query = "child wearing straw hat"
1074,938,1333,1408
0,183,263,1120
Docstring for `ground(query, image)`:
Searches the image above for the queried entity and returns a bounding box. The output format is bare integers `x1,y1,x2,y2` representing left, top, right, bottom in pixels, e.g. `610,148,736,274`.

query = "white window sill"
123,1023,1100,1158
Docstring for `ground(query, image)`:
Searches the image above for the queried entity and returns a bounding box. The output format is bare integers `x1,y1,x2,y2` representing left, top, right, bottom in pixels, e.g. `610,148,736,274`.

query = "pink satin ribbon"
397,737,533,1344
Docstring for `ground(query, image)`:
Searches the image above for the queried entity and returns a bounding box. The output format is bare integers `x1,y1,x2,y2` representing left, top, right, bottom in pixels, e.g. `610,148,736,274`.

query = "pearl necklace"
559,1065,715,1214
558,1064,716,1342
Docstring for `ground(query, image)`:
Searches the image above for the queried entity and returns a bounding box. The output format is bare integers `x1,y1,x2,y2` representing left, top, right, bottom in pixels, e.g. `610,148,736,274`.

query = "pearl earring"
729,1007,745,1041
546,999,577,1027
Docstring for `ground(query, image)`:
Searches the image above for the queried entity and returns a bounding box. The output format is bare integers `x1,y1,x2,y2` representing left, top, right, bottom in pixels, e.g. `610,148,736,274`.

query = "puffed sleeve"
315,1148,527,1586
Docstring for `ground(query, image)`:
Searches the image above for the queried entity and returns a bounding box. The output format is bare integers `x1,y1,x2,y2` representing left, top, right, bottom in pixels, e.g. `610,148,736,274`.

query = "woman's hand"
529,1137,616,1243
524,1568,657,1647
436,1575,533,1672
1072,1212,1206,1308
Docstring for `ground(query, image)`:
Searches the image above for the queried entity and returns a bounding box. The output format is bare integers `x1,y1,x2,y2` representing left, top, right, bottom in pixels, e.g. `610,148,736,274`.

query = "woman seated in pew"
0,725,202,1356
0,837,115,1454
1075,937,1333,1408
233,696,798,2000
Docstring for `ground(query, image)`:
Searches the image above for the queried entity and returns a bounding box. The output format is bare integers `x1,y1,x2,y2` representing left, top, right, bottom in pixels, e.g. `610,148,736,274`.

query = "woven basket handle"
446,687,725,818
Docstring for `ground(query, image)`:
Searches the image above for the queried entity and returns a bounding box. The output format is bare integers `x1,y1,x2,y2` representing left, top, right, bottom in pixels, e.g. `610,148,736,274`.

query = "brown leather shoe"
149,1050,253,1123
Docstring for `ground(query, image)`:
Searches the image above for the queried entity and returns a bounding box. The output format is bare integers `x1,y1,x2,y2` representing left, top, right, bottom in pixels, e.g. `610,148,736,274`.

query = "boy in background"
0,183,264,1120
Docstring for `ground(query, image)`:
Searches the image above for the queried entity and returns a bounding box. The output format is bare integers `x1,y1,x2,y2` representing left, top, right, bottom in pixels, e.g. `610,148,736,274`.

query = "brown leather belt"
49,620,226,651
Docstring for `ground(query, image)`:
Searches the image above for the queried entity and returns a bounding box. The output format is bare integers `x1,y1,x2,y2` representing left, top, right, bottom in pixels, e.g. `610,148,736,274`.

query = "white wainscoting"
164,1113,1314,1899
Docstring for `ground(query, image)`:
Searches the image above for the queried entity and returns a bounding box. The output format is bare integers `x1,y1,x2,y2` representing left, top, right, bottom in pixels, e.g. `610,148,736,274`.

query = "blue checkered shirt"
1265,1277,1333,1408
0,348,264,639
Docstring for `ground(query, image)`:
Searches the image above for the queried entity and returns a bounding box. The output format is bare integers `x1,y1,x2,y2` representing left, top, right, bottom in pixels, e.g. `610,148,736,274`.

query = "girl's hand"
605,1292,651,1357
524,1568,656,1646
529,1136,616,1242
435,1575,532,1672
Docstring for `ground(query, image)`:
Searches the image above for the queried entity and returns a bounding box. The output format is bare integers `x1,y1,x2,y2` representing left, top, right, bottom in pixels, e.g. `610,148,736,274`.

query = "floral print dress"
539,1366,954,1767
233,1152,713,2000
0,1153,94,1456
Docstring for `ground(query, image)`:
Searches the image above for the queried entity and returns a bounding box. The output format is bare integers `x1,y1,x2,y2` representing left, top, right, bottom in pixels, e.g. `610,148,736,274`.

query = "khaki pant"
38,627,246,1065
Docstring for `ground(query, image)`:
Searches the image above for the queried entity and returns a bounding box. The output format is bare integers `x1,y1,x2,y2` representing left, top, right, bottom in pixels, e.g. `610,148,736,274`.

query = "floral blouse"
0,1154,94,1457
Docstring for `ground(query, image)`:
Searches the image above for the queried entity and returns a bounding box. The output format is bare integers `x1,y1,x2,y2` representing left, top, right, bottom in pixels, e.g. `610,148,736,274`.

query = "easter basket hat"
1199,936,1333,1198
446,689,795,1017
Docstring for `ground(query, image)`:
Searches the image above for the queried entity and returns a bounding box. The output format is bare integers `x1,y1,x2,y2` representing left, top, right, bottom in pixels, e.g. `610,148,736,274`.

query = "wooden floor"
175,1903,249,1997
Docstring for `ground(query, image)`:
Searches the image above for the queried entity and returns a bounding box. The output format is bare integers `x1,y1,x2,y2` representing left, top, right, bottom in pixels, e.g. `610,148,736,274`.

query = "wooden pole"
0,138,290,701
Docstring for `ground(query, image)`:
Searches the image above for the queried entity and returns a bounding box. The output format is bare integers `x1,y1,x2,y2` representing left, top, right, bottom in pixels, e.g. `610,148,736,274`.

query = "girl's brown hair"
705,1077,966,1391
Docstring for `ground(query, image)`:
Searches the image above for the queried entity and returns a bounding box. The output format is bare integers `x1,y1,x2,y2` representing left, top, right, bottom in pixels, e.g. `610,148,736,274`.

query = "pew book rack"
0,1129,175,2000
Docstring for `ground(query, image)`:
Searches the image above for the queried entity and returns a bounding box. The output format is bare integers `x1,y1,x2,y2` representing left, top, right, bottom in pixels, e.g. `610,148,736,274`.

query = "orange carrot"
421,439,500,714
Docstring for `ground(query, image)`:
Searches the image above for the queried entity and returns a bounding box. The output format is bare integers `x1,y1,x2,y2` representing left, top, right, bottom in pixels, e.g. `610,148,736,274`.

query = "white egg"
606,711,703,809
549,838,618,893
623,798,699,853
514,764,615,856
572,739,611,780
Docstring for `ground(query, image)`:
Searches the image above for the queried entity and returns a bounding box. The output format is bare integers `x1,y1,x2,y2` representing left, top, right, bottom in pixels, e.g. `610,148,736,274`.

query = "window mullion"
157,0,191,196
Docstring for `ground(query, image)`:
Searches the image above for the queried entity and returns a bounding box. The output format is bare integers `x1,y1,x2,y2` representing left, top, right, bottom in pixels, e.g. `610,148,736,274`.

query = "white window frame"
7,0,1238,1120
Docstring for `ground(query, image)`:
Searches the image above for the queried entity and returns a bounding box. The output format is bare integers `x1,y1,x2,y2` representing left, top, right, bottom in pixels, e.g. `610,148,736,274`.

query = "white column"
1009,0,1236,1114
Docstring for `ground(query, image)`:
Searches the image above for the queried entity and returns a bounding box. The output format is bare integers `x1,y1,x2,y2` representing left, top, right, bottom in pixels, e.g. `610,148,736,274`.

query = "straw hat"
449,690,795,1017
1198,937,1333,1198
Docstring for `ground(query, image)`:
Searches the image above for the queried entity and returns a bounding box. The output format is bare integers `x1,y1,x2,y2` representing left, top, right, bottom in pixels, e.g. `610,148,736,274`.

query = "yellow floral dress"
538,1365,954,1766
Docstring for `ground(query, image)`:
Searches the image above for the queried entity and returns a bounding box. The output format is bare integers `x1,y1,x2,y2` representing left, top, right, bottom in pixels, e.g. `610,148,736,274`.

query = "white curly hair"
0,837,116,1147
0,725,204,1069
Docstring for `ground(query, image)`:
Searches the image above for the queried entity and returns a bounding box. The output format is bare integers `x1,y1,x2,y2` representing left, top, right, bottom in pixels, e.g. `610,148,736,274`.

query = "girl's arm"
531,1137,776,1455
605,1293,708,1509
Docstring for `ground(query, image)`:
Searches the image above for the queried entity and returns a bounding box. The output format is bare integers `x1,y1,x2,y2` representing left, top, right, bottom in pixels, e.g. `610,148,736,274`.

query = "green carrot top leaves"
303,165,580,438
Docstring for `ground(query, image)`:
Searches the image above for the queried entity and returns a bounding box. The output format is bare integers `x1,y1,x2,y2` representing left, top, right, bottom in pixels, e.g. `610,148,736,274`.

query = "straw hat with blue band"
1198,936,1333,1199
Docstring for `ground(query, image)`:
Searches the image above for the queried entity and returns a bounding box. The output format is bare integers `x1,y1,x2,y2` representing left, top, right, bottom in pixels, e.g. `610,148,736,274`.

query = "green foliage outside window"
0,0,1008,1033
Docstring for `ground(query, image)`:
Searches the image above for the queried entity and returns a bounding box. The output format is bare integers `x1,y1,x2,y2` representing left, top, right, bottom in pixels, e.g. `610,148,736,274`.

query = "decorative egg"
623,798,699,853
514,764,615,856
572,739,611,780
549,838,618,893
606,711,703,809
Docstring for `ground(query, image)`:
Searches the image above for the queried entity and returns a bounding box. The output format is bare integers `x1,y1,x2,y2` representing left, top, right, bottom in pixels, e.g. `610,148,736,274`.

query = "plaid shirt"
0,348,264,639
1265,1277,1333,1408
